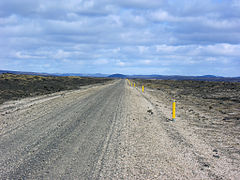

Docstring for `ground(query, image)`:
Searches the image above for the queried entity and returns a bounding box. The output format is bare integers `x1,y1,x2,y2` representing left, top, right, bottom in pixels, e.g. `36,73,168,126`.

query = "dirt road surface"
0,80,239,179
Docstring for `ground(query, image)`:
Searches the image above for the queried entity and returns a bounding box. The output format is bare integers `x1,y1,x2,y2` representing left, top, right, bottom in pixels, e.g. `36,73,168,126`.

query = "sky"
0,0,240,76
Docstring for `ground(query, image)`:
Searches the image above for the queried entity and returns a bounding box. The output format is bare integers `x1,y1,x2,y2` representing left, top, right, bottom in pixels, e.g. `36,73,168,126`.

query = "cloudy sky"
0,0,240,76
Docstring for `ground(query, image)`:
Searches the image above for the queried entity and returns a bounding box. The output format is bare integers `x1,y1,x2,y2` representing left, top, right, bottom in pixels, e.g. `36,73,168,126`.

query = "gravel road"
0,79,239,179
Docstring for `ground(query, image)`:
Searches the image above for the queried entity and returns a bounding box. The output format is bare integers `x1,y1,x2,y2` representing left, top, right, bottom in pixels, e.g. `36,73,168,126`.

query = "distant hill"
108,74,127,78
199,75,222,78
127,75,240,82
1,70,240,82
0,70,50,76
0,70,109,78
55,73,109,77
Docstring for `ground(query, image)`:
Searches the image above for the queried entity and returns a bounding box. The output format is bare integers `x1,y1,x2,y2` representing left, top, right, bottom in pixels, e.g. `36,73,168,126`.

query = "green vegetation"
0,73,112,104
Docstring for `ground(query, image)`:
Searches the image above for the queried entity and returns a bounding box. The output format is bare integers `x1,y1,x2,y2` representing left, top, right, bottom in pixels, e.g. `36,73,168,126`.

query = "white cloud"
138,46,148,54
0,0,240,76
156,44,180,53
151,10,176,22
93,59,109,65
140,59,152,65
108,15,122,27
15,51,44,59
116,60,126,66
53,50,70,59
113,47,121,53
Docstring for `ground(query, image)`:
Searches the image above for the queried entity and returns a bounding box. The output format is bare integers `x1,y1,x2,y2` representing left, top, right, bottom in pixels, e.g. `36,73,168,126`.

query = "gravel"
0,79,239,179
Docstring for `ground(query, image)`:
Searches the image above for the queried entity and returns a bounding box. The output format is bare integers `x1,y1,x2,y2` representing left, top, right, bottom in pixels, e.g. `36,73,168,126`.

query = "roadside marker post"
134,83,135,87
142,85,144,92
172,99,176,121
127,79,130,85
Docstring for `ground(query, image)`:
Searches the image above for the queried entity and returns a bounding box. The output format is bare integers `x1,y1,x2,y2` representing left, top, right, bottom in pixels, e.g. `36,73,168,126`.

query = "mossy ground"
0,73,112,104
134,79,240,126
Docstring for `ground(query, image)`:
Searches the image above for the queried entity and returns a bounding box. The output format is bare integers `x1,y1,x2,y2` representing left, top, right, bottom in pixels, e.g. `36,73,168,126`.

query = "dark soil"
135,79,240,126
0,73,112,104
134,79,240,167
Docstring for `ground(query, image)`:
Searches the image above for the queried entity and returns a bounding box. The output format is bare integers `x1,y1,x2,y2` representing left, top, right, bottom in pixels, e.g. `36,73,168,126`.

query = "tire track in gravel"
90,87,125,179
0,83,115,168
0,80,125,179
1,79,238,179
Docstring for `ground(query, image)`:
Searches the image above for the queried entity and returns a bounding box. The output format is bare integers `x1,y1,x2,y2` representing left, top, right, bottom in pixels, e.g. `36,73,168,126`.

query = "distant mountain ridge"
1,70,240,82
108,74,127,78
55,73,109,77
0,70,50,76
125,74,239,82
0,70,109,78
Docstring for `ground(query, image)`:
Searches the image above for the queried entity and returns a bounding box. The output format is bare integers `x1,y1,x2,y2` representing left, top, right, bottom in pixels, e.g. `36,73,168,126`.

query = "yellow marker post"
142,85,144,92
172,99,176,121
134,83,135,87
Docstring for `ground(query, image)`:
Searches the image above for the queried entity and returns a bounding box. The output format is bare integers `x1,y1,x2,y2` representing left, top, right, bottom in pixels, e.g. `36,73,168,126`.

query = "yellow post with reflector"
172,99,176,121
134,83,135,87
142,85,144,92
